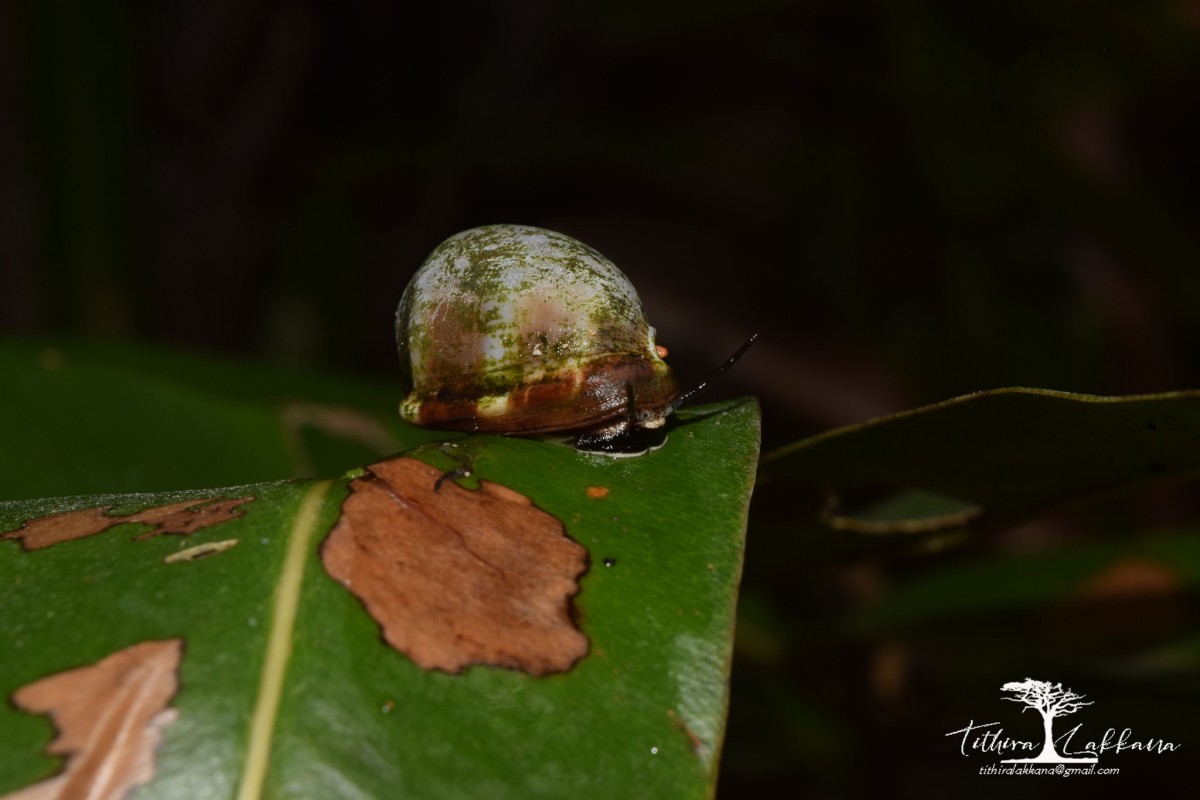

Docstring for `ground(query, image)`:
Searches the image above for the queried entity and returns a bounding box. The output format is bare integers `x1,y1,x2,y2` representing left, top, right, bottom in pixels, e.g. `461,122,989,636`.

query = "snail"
395,224,755,455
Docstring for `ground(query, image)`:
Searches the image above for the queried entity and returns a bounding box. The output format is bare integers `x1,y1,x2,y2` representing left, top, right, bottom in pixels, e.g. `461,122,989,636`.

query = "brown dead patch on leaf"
321,457,589,675
3,639,183,800
1,497,253,550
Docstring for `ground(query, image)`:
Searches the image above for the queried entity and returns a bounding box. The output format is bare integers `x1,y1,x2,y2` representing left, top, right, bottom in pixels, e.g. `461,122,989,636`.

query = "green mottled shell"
396,224,677,435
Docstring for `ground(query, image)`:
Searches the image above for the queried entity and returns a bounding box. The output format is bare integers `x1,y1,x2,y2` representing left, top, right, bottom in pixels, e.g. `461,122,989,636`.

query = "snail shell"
396,224,678,445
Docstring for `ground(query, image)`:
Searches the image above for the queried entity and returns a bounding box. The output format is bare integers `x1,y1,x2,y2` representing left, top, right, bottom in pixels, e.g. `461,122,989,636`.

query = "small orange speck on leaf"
586,486,610,499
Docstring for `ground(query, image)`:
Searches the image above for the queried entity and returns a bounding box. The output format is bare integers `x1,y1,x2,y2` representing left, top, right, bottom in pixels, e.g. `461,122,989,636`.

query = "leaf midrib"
235,480,332,800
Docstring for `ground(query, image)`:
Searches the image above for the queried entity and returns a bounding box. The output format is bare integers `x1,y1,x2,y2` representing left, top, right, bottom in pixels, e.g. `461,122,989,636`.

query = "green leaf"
761,387,1200,532
0,392,759,799
0,340,449,500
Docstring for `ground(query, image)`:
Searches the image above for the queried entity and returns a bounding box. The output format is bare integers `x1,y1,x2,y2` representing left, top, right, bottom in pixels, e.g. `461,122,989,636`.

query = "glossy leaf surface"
0,340,448,500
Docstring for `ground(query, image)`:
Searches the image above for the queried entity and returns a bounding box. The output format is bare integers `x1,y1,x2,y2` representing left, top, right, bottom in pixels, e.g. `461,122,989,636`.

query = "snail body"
396,224,679,454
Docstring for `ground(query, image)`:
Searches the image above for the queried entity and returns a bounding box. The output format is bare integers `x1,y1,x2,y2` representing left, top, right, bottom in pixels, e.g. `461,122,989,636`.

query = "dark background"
2,0,1198,795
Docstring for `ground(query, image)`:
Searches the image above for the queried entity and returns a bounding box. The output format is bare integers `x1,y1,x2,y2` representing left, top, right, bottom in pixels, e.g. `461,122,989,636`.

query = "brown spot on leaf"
1,497,253,550
586,486,609,499
128,497,252,541
130,496,252,542
321,457,589,675
1,507,114,551
2,639,183,800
